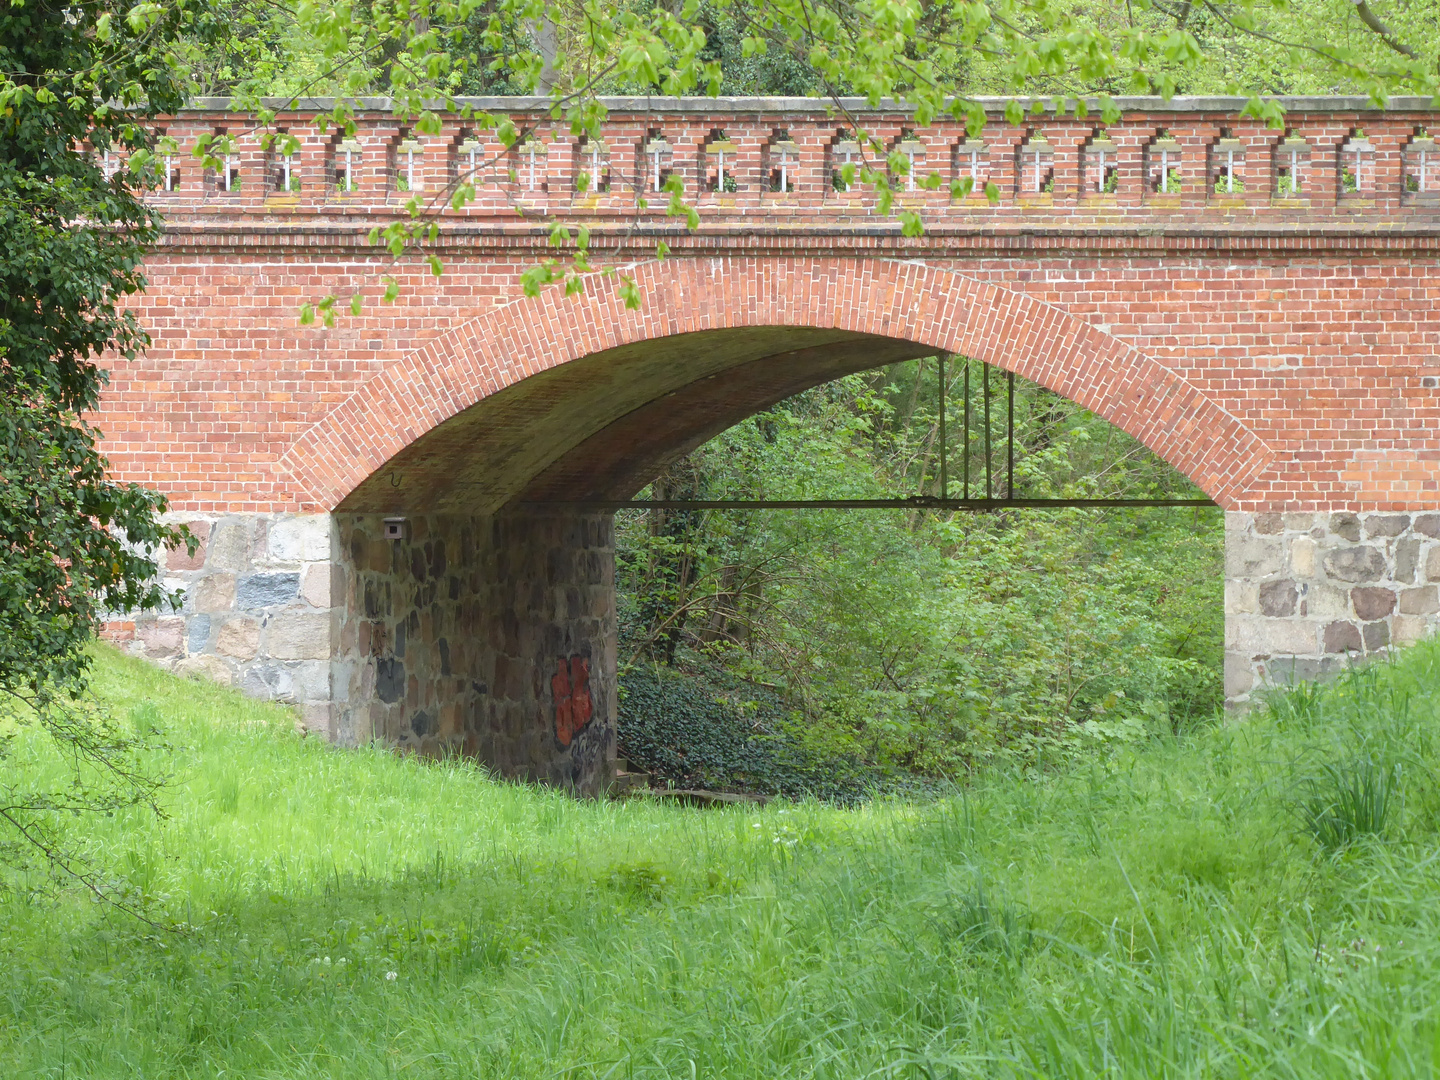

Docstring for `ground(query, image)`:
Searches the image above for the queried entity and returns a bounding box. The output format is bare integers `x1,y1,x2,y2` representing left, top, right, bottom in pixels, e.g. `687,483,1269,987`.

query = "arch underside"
287,258,1275,514
339,327,930,513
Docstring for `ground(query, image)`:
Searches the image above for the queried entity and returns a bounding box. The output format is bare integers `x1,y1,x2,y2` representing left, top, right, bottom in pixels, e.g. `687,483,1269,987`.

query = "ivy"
618,662,937,803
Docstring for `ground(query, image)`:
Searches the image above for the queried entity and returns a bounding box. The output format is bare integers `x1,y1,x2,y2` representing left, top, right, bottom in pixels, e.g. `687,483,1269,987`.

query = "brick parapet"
138,99,1440,235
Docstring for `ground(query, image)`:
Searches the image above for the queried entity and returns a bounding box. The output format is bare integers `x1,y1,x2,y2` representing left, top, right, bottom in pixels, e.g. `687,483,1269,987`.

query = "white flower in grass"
385,970,398,981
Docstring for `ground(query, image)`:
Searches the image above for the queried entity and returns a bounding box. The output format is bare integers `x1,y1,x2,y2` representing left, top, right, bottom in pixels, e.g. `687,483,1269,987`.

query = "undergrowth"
5,642,1440,1077
618,660,941,801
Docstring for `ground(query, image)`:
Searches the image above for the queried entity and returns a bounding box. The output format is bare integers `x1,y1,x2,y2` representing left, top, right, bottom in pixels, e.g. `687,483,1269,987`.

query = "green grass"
6,643,1440,1077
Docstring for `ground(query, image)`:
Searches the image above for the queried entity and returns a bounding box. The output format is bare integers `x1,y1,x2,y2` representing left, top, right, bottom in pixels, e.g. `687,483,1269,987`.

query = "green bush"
618,360,1224,781
618,662,937,802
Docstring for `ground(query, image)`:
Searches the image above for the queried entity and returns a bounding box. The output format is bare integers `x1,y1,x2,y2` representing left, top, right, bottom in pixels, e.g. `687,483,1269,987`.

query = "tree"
0,0,214,906
166,0,1438,313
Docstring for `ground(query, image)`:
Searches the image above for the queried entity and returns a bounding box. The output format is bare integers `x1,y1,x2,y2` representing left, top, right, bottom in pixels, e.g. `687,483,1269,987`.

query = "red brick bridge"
102,96,1440,793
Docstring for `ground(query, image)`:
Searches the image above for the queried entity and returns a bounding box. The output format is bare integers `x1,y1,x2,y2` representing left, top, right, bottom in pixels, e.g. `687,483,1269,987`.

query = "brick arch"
280,256,1275,512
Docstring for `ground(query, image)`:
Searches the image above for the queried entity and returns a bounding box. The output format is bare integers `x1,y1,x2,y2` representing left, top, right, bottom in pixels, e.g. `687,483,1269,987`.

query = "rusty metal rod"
962,358,970,500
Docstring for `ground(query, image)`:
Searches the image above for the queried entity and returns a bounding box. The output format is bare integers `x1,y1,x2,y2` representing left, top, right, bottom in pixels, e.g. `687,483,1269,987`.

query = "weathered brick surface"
97,97,1440,779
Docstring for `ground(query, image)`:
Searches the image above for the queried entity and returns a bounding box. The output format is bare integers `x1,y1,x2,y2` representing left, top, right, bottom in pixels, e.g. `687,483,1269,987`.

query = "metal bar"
518,497,1216,511
962,359,970,500
983,362,992,501
1007,369,1015,500
938,354,947,500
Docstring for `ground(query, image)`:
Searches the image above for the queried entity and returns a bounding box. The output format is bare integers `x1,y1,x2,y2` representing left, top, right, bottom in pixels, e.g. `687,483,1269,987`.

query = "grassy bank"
4,644,1440,1077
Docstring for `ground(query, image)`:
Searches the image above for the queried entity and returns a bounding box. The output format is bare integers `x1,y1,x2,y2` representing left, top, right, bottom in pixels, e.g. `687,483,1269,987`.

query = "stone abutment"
111,510,617,796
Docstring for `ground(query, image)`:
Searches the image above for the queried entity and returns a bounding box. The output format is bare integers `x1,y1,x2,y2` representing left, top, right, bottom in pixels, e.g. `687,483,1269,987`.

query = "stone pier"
333,513,616,795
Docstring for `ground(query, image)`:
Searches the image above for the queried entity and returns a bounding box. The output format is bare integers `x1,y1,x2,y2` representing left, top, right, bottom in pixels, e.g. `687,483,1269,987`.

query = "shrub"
617,663,937,803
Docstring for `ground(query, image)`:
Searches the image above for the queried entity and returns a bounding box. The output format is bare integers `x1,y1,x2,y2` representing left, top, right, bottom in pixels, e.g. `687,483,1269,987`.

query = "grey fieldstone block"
1397,539,1421,583
187,615,211,654
206,521,254,572
290,660,331,701
1324,546,1387,582
1414,513,1440,539
269,515,332,562
1265,656,1344,684
237,572,300,608
1258,580,1298,617
1227,534,1284,578
376,657,405,704
1224,652,1254,697
239,662,295,701
1363,621,1391,651
1254,513,1284,535
1364,513,1411,538
1329,513,1362,542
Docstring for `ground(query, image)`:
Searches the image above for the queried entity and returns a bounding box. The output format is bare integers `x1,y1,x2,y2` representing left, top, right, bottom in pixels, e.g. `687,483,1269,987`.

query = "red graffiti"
552,656,593,747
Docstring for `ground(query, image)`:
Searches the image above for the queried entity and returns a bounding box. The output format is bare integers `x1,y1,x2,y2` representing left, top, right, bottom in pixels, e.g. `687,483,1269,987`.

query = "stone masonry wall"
105,512,338,733
1226,510,1440,702
334,513,617,796
107,507,1440,776
107,509,618,794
